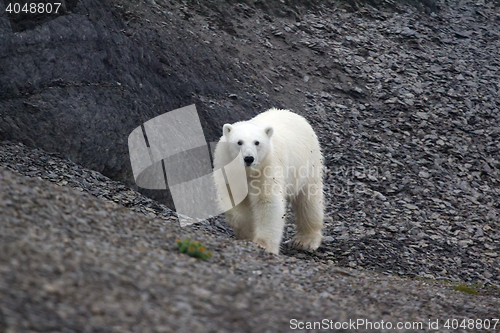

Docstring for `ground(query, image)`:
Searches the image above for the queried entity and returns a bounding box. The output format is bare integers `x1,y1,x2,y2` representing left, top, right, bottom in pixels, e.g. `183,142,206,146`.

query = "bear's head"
222,121,273,168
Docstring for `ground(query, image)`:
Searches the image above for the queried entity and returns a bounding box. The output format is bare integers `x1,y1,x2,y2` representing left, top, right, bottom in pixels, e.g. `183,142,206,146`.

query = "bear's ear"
223,124,233,137
264,126,274,138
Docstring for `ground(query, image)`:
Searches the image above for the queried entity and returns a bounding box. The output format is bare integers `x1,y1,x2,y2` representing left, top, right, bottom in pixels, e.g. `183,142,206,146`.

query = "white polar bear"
213,108,324,254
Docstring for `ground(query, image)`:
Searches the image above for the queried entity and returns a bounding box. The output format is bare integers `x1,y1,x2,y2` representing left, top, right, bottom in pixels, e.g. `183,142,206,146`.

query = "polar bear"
213,108,324,254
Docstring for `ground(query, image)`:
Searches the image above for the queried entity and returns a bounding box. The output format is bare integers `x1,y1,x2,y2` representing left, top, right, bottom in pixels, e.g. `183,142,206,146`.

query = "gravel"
173,0,500,286
1,141,500,332
1,0,500,330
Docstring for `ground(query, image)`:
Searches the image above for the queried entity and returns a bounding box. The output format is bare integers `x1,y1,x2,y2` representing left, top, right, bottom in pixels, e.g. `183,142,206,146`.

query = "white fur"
213,108,324,254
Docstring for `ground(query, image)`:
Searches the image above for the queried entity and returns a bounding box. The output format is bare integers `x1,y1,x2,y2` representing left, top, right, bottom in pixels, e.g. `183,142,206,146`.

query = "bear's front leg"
251,197,286,254
225,198,254,240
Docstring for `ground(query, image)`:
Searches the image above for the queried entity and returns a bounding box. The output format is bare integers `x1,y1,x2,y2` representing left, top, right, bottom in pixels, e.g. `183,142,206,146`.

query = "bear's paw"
289,232,322,252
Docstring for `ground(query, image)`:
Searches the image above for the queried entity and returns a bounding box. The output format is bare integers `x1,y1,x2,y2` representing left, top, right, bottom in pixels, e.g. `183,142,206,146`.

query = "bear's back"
251,108,323,188
250,108,320,151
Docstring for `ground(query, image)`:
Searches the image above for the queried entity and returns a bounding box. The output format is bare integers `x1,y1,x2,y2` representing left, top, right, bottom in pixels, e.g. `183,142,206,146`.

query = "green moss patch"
177,238,213,260
453,284,479,295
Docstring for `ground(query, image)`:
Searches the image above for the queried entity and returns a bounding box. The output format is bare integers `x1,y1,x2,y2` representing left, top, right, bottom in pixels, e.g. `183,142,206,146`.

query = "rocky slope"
1,0,500,330
0,0,275,206
153,0,500,285
1,142,500,332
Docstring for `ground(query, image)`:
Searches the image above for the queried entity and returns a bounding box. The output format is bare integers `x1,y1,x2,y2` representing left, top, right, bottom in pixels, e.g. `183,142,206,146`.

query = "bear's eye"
237,140,243,146
255,141,260,146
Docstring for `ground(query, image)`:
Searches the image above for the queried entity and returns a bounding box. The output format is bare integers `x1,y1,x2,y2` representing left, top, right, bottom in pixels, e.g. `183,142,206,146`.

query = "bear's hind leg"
290,188,324,251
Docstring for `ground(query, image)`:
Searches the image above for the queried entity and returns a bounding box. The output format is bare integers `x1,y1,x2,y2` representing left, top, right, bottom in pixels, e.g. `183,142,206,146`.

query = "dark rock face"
0,0,273,205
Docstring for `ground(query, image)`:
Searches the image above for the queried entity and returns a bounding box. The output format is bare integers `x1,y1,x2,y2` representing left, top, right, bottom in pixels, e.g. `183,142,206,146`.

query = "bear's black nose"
244,156,254,165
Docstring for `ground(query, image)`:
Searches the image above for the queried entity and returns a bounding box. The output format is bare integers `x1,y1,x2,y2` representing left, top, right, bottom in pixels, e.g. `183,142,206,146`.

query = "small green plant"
453,284,479,295
176,238,212,260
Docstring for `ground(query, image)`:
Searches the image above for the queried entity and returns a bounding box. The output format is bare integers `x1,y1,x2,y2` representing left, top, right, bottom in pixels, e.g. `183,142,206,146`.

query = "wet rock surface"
1,0,500,330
